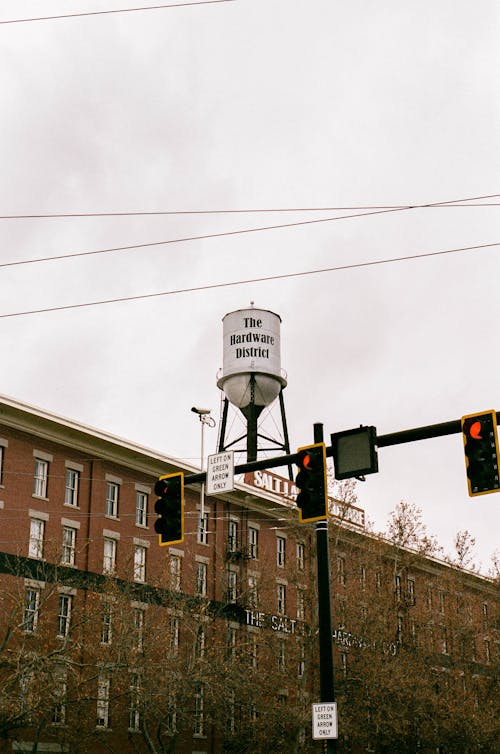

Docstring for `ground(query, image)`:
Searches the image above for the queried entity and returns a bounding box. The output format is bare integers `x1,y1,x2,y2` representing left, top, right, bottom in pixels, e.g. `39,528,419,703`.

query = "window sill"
63,502,80,510
135,523,149,530
32,494,49,502
104,514,120,522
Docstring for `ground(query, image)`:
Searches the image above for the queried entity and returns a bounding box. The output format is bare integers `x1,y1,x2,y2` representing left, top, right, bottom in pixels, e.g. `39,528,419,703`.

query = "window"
360,564,367,590
96,674,110,728
0,442,5,485
277,583,286,615
101,605,112,645
133,608,145,650
65,468,79,507
51,669,67,725
298,642,305,677
170,554,182,591
407,577,416,604
249,634,258,670
227,570,237,603
196,561,207,596
133,545,147,583
296,589,305,621
484,639,491,664
198,511,209,545
61,526,76,566
248,526,259,559
57,594,72,638
375,570,382,591
105,481,119,518
397,614,404,644
340,652,348,679
103,538,117,574
195,626,206,659
169,616,180,656
33,459,48,498
276,536,286,567
482,602,489,630
395,574,402,601
296,542,305,571
228,519,238,551
438,590,447,615
135,491,148,527
29,518,45,559
193,684,204,737
129,674,141,731
24,587,40,632
337,556,346,586
278,639,285,671
248,574,258,609
226,626,237,661
440,626,449,655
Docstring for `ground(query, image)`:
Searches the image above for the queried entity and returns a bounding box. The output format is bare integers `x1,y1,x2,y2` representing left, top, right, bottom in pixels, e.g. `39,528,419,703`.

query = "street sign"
206,451,234,495
312,702,338,740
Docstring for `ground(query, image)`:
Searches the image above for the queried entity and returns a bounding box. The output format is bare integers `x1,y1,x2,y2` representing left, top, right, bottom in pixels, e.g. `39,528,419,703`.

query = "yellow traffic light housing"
461,410,500,497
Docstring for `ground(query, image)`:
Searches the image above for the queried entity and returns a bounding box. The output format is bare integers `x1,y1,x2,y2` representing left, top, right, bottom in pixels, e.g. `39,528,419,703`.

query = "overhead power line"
0,0,235,25
2,194,499,271
1,193,499,220
0,240,498,320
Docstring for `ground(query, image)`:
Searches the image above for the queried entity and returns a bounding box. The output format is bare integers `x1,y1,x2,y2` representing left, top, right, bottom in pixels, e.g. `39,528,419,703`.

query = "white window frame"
57,594,72,638
101,604,112,645
196,561,207,596
133,607,145,650
24,587,40,632
228,518,238,551
0,439,6,486
248,526,259,559
133,545,147,583
169,553,182,591
33,458,49,498
135,490,148,527
197,510,209,545
277,583,286,615
129,673,141,731
96,674,111,728
61,525,77,566
29,517,45,559
193,684,205,737
296,542,305,571
105,481,119,518
64,468,80,507
169,615,180,655
103,537,117,574
276,536,286,568
51,668,67,726
227,569,237,604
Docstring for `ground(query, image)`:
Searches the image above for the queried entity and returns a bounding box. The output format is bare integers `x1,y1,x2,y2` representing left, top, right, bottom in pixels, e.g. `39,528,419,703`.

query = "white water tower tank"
217,306,287,410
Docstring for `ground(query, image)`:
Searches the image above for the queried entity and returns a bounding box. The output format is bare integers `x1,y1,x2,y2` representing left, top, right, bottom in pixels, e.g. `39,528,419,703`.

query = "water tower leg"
279,389,293,480
218,397,230,453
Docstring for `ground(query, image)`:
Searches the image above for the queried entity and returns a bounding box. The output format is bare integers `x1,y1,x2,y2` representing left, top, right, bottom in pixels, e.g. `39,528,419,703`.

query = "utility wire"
1,240,498,320
0,0,235,25
2,194,499,271
1,193,498,220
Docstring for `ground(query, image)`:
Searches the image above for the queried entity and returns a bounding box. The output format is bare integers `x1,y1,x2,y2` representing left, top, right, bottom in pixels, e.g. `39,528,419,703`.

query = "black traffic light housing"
154,472,184,545
461,410,500,497
295,442,328,523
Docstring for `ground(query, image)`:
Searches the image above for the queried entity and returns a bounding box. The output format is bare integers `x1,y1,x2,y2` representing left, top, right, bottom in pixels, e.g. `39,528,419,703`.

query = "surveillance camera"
191,407,211,415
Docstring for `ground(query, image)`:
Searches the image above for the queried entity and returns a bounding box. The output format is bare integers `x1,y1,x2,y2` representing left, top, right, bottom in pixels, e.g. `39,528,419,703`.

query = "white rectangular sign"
206,451,235,495
312,702,338,740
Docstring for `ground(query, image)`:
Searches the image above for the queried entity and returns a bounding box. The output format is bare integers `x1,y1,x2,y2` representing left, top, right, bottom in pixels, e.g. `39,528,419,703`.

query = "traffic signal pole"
313,423,336,754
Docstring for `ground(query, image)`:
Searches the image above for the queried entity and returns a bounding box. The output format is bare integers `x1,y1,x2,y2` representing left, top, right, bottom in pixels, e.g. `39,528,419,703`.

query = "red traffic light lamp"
295,442,328,523
461,410,500,497
154,472,184,545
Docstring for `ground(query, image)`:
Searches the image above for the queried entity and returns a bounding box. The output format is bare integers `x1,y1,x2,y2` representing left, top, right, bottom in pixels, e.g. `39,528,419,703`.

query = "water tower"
216,304,291,463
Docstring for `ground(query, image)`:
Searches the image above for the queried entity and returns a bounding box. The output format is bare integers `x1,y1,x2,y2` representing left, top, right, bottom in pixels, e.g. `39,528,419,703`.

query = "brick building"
0,395,497,754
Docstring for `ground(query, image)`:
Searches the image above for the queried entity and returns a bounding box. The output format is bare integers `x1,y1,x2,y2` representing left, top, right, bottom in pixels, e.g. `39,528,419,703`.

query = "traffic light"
461,410,500,497
295,442,328,523
154,472,184,545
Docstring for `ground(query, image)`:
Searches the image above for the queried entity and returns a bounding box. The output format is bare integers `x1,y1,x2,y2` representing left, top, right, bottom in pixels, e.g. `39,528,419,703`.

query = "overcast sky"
1,1,499,571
